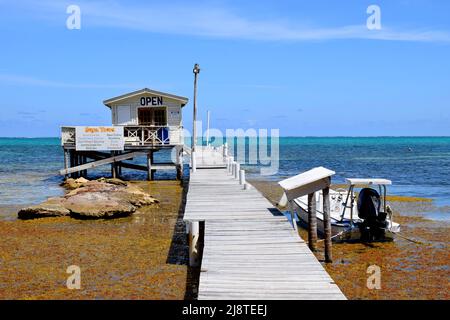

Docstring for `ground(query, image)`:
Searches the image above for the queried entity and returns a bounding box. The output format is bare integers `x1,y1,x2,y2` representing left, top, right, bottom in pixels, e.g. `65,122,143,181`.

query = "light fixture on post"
192,63,200,172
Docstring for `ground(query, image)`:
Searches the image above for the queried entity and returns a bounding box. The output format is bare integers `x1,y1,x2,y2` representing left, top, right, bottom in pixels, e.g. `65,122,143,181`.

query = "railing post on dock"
223,142,228,157
239,169,245,185
307,192,318,252
323,187,333,263
231,161,235,176
192,151,197,172
234,163,240,179
189,221,200,267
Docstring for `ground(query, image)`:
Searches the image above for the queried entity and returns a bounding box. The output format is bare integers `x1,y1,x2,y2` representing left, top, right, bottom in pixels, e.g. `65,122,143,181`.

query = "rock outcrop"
18,197,71,219
18,178,158,219
60,177,90,189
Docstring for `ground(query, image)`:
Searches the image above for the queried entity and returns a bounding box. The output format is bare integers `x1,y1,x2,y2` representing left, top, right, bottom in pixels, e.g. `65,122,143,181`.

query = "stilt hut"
60,88,189,180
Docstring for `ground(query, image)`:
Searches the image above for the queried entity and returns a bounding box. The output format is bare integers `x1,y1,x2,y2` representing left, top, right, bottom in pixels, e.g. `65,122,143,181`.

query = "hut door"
138,107,167,126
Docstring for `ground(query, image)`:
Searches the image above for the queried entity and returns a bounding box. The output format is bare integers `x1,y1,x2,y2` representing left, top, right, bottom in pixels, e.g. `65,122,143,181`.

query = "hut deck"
184,158,346,300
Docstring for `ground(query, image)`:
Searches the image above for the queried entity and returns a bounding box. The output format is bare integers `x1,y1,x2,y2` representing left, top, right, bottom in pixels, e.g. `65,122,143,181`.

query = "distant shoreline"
1,136,450,139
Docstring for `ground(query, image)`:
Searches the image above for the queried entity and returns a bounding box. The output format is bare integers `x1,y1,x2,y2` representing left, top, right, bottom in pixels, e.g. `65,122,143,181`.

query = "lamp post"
192,63,200,172
206,110,210,147
189,65,200,266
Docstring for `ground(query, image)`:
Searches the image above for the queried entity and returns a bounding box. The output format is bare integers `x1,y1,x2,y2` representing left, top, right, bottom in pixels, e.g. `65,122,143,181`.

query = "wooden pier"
183,147,346,300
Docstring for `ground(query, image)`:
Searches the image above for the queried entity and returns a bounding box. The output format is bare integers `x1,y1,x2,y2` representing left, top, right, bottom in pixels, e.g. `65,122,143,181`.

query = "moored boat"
292,178,401,242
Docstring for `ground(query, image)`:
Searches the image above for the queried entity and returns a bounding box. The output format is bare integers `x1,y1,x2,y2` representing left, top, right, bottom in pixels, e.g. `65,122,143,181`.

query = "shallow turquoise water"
0,137,449,220
0,137,178,207
231,137,450,220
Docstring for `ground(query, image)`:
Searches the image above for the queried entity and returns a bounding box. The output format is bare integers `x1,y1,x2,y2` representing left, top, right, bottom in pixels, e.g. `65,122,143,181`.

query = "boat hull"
294,202,397,242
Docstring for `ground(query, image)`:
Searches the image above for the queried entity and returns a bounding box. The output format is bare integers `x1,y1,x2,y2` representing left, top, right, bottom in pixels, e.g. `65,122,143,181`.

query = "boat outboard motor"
357,188,388,241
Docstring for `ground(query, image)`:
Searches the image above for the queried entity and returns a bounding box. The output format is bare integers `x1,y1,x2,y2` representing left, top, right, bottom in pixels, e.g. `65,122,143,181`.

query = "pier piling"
323,187,333,262
111,151,117,179
308,192,318,252
147,151,153,181
189,221,200,267
176,146,183,180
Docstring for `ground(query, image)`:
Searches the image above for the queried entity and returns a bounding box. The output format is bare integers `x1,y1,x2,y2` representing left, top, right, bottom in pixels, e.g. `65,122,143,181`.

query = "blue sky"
0,0,449,137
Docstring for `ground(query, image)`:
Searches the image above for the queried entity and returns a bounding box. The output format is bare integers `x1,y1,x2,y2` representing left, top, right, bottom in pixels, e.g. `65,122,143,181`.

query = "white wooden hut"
60,88,189,180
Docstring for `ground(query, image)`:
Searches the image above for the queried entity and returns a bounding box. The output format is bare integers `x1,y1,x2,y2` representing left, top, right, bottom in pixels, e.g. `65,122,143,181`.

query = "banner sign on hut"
75,126,124,151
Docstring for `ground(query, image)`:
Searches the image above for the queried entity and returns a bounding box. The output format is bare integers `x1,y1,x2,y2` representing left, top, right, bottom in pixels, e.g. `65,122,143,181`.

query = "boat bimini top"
345,178,392,186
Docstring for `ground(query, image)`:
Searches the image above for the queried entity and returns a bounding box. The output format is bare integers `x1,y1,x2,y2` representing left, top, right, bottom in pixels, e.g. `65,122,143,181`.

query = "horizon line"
1,135,449,139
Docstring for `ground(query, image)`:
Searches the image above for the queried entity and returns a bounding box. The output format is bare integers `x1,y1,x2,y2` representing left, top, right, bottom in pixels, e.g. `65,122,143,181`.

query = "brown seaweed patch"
386,195,432,203
0,180,190,300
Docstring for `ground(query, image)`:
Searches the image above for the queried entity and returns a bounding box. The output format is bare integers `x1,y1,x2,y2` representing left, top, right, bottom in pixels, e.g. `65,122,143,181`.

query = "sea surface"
0,137,449,220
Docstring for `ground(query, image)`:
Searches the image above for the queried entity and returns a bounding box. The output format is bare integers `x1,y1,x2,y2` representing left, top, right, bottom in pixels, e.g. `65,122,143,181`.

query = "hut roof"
103,88,189,107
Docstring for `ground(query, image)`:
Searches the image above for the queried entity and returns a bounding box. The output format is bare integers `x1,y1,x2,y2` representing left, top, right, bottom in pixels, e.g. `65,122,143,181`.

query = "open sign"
140,96,163,106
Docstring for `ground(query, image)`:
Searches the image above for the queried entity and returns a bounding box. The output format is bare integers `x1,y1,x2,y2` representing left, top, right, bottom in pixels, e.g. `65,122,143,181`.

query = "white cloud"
2,0,450,42
17,0,450,43
0,73,142,89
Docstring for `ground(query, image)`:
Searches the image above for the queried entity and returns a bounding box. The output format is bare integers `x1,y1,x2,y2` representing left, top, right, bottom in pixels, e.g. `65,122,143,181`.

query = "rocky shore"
0,179,192,300
18,178,159,219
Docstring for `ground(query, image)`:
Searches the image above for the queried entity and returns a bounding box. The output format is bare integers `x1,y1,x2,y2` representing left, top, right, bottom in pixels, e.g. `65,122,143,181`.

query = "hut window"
138,107,167,126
